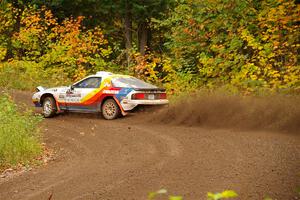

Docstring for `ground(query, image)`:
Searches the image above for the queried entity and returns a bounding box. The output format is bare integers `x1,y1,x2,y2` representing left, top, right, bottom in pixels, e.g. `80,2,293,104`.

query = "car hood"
35,86,69,94
44,86,69,92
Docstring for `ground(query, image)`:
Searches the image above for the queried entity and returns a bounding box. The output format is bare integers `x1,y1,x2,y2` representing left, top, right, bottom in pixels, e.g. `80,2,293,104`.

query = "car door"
66,77,102,111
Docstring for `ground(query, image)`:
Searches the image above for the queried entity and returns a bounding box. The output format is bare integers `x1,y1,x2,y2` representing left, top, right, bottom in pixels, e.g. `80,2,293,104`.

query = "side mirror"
70,85,74,90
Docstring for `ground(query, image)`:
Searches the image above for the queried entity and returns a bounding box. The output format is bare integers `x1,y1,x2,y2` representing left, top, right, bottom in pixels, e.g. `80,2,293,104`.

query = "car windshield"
112,77,157,89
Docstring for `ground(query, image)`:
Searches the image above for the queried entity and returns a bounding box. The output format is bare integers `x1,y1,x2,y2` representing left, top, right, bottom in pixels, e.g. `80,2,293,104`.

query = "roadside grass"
0,61,71,91
0,93,42,170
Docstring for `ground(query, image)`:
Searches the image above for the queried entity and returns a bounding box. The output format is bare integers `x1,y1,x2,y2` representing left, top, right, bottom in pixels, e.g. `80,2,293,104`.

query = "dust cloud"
149,94,300,133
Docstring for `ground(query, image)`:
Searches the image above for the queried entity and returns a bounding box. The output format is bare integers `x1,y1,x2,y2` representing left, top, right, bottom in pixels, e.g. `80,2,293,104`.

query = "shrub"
0,93,42,169
0,60,71,90
156,0,300,91
0,3,112,82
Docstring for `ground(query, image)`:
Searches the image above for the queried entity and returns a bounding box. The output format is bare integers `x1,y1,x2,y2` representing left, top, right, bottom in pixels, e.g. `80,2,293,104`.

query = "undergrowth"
0,93,42,170
0,61,71,91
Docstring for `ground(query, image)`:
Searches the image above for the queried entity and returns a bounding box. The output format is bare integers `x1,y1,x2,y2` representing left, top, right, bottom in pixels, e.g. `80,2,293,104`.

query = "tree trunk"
124,0,132,68
138,21,150,56
4,0,22,60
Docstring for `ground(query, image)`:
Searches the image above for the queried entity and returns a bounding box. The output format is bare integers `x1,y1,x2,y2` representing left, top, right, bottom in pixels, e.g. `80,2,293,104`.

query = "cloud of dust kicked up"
149,94,300,133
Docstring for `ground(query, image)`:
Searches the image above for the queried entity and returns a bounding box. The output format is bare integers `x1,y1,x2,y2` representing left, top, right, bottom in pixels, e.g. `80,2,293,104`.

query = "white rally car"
32,71,168,120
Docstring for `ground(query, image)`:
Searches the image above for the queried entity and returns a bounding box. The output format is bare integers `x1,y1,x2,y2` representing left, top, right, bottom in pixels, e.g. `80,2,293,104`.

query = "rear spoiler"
36,86,46,92
134,88,166,92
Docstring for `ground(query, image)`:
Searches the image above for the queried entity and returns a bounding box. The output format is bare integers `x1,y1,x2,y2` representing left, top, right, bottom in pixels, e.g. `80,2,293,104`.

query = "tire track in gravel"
74,125,184,200
0,106,185,200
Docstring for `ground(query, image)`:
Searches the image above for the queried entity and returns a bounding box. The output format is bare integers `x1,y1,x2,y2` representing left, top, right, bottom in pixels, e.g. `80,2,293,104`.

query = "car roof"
88,71,131,80
73,71,133,86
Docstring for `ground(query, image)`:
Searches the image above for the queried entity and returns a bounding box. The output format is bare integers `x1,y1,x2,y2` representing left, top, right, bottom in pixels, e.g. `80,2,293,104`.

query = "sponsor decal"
66,93,81,97
104,82,112,87
67,98,80,102
103,90,119,94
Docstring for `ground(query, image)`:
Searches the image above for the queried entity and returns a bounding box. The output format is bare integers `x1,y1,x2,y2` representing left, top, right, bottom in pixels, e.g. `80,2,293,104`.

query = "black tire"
101,99,120,120
42,97,57,118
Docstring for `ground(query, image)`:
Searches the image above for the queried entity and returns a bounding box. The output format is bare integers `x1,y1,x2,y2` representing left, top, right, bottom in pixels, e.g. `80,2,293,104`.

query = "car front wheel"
101,99,120,120
42,97,57,118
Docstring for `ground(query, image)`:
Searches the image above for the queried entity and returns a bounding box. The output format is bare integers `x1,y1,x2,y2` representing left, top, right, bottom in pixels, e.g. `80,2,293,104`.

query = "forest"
0,0,299,94
0,1,300,199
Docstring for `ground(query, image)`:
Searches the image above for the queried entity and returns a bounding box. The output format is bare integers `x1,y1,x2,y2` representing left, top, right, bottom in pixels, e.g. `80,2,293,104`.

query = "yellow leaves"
210,44,225,52
282,65,300,87
240,28,262,50
10,5,60,61
170,0,300,91
237,2,298,89
269,70,280,78
0,47,7,61
0,4,111,81
131,53,176,85
133,54,159,83
259,0,299,31
73,66,87,81
261,33,270,42
273,41,279,49
207,190,238,200
0,3,17,33
250,74,257,80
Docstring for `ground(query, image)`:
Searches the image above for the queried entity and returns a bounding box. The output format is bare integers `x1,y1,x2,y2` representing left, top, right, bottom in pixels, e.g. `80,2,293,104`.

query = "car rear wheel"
42,97,57,118
101,99,120,120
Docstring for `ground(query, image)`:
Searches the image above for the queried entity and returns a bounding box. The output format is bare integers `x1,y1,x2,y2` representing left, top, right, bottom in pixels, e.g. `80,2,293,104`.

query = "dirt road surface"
0,91,299,200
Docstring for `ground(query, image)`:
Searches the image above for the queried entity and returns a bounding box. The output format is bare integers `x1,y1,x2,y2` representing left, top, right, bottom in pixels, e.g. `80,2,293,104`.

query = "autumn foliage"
0,0,299,93
0,4,111,82
155,0,300,93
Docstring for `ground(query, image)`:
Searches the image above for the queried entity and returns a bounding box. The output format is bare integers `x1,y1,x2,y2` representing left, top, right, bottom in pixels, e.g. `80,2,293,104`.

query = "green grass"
0,93,42,170
0,61,71,91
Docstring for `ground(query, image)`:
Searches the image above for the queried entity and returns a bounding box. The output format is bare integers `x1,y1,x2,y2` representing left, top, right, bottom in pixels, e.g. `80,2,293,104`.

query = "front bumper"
33,100,42,107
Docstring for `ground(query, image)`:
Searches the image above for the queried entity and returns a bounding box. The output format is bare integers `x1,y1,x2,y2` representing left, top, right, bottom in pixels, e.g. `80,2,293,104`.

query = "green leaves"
0,4,112,81
0,93,42,169
148,189,237,200
148,189,183,200
207,190,238,200
148,189,168,200
158,0,300,92
169,196,183,200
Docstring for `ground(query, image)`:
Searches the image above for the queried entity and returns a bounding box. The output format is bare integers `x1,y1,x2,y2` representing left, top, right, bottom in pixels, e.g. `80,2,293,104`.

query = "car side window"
74,77,102,88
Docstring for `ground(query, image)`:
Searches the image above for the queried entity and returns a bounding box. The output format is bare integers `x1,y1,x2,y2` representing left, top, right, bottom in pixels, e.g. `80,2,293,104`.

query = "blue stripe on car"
115,88,133,101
